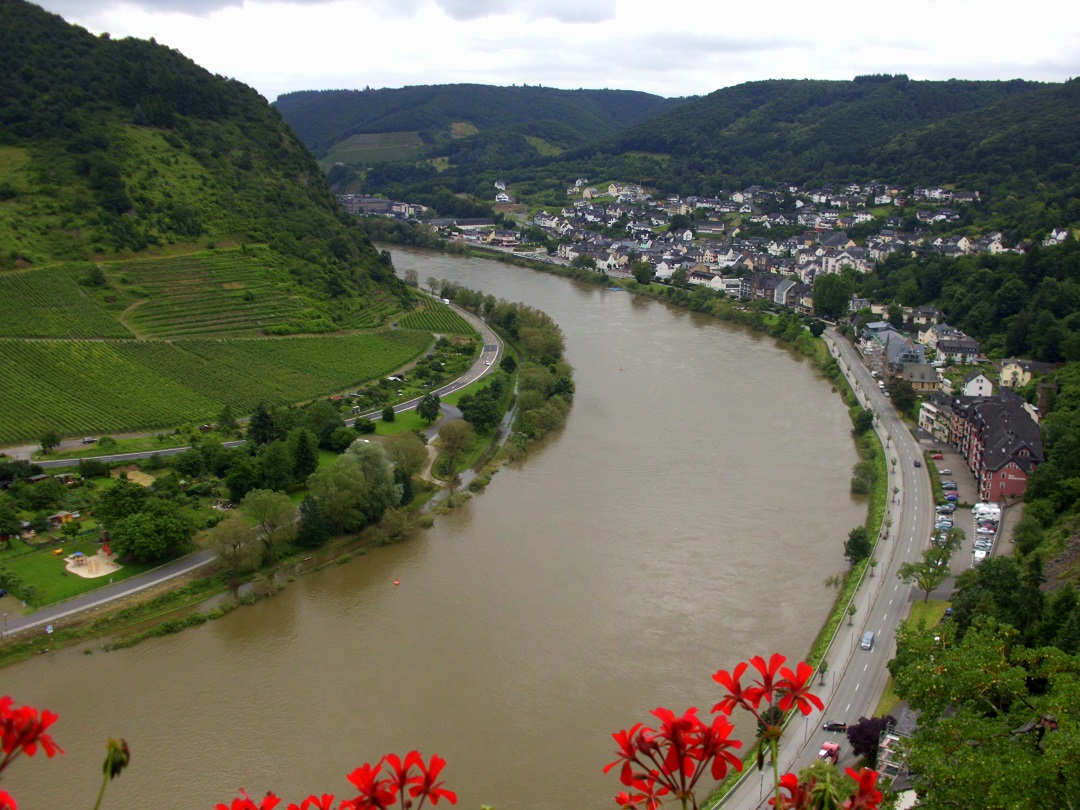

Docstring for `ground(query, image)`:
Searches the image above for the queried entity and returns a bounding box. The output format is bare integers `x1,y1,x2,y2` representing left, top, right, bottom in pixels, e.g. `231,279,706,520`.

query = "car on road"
914,459,922,467
484,360,492,366
860,630,875,650
931,453,944,460
822,721,848,733
82,437,97,444
817,742,841,764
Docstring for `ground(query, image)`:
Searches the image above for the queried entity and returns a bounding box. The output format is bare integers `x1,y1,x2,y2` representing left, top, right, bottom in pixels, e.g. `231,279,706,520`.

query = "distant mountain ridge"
275,84,684,164
321,74,1079,238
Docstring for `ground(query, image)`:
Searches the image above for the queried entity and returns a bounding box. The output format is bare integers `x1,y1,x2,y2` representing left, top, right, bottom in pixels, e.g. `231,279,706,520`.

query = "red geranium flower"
769,772,814,809
214,788,281,810
698,715,743,781
842,768,883,810
604,722,648,785
0,696,64,771
286,794,337,810
650,707,703,780
776,661,824,716
0,788,17,810
746,653,787,705
711,660,754,715
380,751,420,799
407,753,458,807
346,763,395,810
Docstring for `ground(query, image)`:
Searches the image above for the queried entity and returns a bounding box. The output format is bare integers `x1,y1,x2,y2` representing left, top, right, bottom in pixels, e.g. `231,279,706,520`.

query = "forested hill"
578,75,1080,205
0,0,408,314
274,84,682,164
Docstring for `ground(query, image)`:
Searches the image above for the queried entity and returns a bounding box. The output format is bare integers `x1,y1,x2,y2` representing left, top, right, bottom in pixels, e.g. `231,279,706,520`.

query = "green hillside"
0,0,485,443
0,0,407,313
274,84,682,169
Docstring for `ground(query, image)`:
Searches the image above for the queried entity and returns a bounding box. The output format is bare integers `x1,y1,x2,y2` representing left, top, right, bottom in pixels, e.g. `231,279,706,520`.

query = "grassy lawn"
376,410,430,435
1,534,153,608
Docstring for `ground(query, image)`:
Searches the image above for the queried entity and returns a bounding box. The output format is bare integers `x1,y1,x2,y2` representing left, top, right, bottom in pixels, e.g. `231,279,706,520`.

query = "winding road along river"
4,248,864,809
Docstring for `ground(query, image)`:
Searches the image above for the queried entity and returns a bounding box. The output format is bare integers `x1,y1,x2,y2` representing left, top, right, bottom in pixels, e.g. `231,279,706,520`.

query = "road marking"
855,683,860,692
889,598,894,605
864,663,869,671
883,613,888,622
845,703,851,713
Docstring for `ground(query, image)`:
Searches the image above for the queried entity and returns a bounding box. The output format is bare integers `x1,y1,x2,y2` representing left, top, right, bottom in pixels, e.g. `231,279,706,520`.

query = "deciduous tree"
208,511,260,595
844,525,872,566
416,392,441,424
438,420,474,475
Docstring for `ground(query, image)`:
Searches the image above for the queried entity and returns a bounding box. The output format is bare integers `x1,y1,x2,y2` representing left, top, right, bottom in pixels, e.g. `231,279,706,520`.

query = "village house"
902,363,941,393
937,335,983,365
961,371,993,397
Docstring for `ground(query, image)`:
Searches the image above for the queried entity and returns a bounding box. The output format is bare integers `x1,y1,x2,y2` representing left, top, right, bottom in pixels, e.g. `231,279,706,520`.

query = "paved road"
722,328,933,808
1,550,217,639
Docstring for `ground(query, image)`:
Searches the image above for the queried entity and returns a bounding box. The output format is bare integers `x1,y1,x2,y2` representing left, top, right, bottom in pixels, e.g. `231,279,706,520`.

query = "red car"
931,453,943,460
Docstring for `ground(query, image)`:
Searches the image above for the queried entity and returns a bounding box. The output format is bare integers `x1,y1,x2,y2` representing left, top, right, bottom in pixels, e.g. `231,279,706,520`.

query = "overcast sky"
33,0,1080,102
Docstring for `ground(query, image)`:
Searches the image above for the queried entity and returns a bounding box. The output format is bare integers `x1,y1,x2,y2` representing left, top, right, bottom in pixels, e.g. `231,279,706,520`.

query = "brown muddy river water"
4,248,864,809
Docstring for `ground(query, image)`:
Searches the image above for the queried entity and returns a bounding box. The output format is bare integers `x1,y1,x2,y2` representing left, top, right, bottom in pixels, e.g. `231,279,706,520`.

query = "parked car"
941,481,958,490
945,493,959,502
822,721,848,733
977,526,996,535
940,469,952,475
974,540,993,551
931,453,944,460
973,549,990,563
936,521,954,530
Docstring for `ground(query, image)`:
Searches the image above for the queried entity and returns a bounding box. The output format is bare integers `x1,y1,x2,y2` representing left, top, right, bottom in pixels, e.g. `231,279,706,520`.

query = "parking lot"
921,441,999,572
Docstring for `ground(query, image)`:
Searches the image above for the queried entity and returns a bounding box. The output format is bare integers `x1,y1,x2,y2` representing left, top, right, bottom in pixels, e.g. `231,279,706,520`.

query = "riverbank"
385,239,892,807
0,286,572,665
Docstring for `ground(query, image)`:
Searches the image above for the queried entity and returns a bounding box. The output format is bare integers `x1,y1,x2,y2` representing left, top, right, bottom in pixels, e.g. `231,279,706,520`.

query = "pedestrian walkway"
1,550,216,639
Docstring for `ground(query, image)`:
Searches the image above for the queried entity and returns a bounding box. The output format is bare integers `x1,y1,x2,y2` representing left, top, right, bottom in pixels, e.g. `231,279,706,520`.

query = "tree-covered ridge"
274,84,683,159
348,75,1079,241
584,76,1056,190
0,0,409,316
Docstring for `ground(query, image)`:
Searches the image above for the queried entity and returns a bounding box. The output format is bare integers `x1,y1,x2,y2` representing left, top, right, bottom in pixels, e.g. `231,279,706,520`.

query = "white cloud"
29,0,1080,102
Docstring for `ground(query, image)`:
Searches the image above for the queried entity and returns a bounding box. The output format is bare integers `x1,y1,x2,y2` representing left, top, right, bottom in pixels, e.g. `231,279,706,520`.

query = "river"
3,248,864,809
